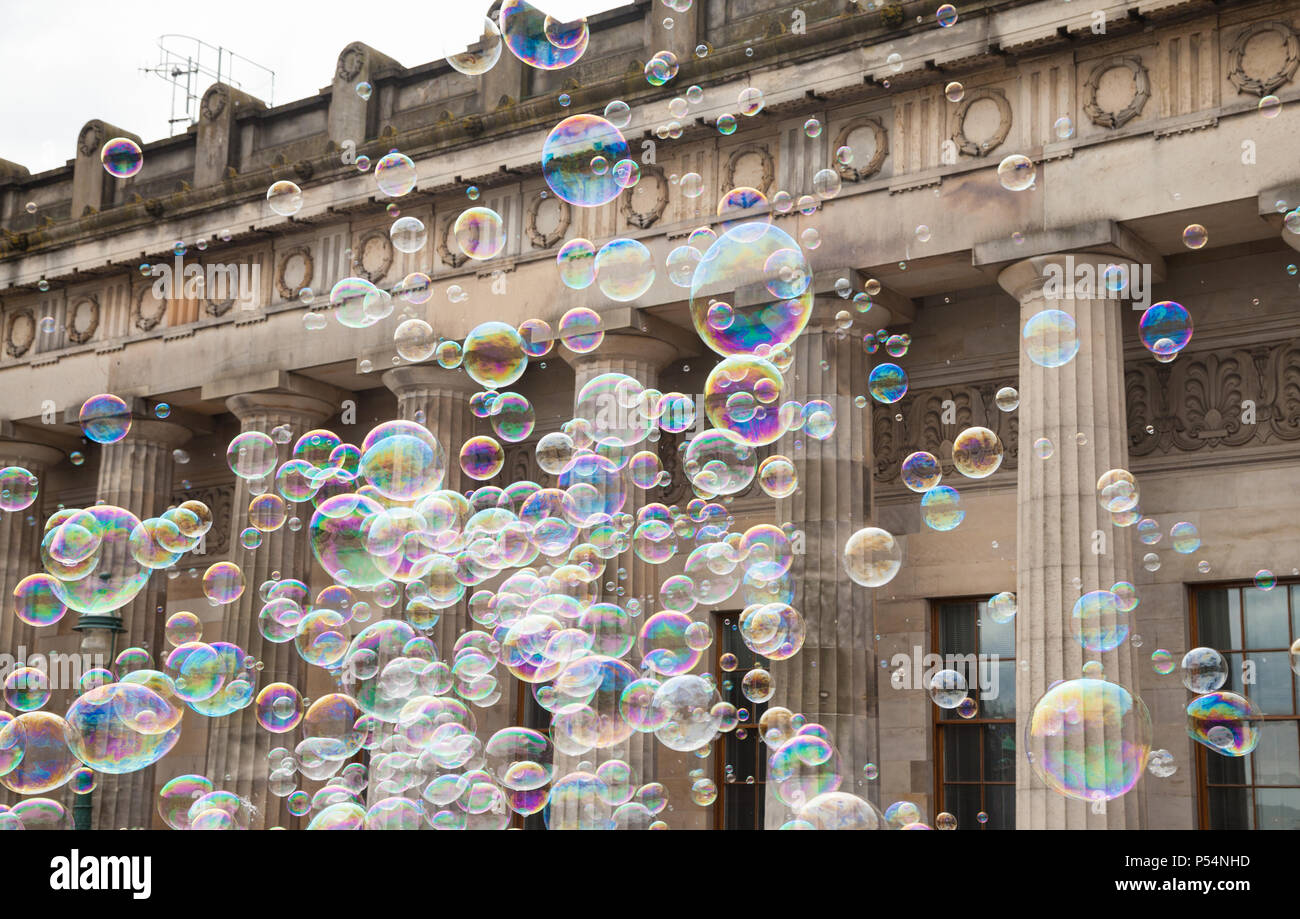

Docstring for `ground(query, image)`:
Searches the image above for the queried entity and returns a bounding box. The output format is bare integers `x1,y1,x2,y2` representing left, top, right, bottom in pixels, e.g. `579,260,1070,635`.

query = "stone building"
1,0,1299,829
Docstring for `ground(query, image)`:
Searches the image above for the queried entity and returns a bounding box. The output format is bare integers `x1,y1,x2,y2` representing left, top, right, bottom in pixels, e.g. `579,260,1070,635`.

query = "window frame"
930,595,1016,830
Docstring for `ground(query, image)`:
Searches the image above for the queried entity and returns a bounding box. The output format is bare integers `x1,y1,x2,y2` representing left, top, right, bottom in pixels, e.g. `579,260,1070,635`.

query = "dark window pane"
723,782,758,830
1246,652,1294,716
1208,786,1253,829
983,784,1014,829
1292,585,1300,640
942,783,980,830
725,730,759,782
1244,587,1289,649
1255,788,1300,830
984,723,1017,782
1252,720,1300,785
1205,745,1249,785
943,724,981,781
1196,589,1239,650
979,661,1017,718
939,603,979,656
1225,653,1244,696
980,611,1014,657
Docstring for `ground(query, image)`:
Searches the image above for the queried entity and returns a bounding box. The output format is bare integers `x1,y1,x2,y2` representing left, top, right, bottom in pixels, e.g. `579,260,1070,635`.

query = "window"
1193,581,1300,830
713,610,767,830
932,597,1016,830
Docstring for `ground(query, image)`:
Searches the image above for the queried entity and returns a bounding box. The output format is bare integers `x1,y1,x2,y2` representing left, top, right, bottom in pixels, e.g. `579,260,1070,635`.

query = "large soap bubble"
1026,678,1151,802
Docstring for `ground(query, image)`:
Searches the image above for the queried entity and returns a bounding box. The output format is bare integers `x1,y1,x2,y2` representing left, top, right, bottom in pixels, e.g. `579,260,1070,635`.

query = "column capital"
116,418,194,450
0,437,65,470
381,366,482,399
995,251,1135,304
975,220,1165,290
559,332,681,376
225,392,335,427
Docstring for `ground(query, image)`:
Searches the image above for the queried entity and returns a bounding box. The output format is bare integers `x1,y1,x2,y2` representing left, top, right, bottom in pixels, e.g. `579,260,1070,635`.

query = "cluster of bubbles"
58,0,1279,833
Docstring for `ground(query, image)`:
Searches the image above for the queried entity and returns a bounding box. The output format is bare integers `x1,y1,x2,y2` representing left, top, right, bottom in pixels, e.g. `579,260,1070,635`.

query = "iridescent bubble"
1097,468,1139,513
100,138,143,178
929,670,967,709
988,591,1017,624
952,427,1003,479
868,363,907,404
644,50,679,86
461,321,527,388
1169,521,1200,554
389,216,427,254
900,451,941,493
394,318,436,363
1027,678,1151,801
936,3,958,26
374,151,417,197
1151,649,1175,675
603,100,631,128
359,419,447,501
1138,301,1193,356
329,276,387,329
1255,569,1276,590
595,238,655,302
666,245,702,287
757,455,798,498
716,187,770,231
0,712,80,794
921,485,965,531
79,394,132,444
682,429,756,496
556,238,597,290
255,683,303,733
0,467,39,512
202,561,245,604
994,386,1019,412
266,180,304,217
704,355,787,446
1186,691,1261,757
542,115,628,207
1053,115,1074,138
165,610,202,646
46,505,149,615
3,667,49,712
843,527,902,588
1023,309,1080,367
1180,647,1228,693
454,207,506,260
1182,224,1208,250
500,1,588,69
1070,590,1129,652
441,16,503,75
460,435,505,481
997,154,1035,191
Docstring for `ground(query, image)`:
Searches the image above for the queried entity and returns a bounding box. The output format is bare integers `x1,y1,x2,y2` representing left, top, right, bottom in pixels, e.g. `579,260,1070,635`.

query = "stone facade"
1,0,1299,828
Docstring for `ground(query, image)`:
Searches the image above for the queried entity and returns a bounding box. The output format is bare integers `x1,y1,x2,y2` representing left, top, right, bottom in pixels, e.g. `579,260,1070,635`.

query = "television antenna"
141,35,275,133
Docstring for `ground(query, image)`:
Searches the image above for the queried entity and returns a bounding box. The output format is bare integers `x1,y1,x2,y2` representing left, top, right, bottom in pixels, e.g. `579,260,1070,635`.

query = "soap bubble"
441,16,503,75
557,238,597,289
868,363,908,403
928,670,967,709
79,394,132,444
374,151,417,197
1026,678,1151,801
0,467,39,512
921,485,964,531
595,238,655,301
455,207,506,260
266,180,304,217
988,592,1017,624
1022,309,1080,367
900,452,941,493
1180,647,1228,694
1070,590,1129,652
1186,691,1261,757
462,321,528,388
843,527,902,588
997,154,1035,191
952,427,1003,479
542,115,629,207
101,138,143,178
1138,301,1192,356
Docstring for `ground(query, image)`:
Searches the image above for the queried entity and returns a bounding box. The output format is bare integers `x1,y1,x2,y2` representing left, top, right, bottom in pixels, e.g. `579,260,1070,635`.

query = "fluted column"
90,418,191,829
204,391,334,828
765,314,873,827
561,332,679,814
1000,253,1140,829
0,438,63,810
370,366,481,819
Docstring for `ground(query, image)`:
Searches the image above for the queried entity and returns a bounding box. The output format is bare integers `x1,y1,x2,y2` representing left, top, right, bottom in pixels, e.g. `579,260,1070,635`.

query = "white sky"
0,0,629,175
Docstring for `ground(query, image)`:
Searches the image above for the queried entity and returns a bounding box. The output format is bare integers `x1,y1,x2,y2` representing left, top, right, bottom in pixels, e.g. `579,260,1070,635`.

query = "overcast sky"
0,0,629,175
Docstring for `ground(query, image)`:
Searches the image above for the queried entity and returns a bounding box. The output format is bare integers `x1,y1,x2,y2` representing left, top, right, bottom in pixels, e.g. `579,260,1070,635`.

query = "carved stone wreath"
276,246,315,301
950,88,1012,157
77,122,104,158
437,214,469,269
206,295,236,318
1083,55,1151,129
337,44,365,82
620,164,669,230
133,285,168,332
354,229,394,283
833,117,889,181
66,296,99,344
1227,21,1300,97
201,85,228,122
721,143,775,194
5,308,35,358
525,192,572,248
